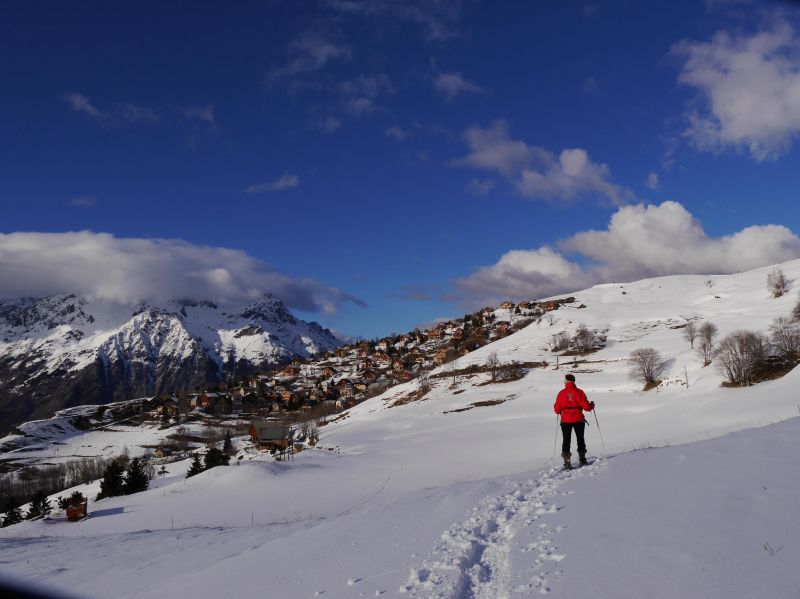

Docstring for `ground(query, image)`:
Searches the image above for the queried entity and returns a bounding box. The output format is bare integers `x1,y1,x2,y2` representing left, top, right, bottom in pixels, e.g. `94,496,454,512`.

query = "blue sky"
2,0,800,339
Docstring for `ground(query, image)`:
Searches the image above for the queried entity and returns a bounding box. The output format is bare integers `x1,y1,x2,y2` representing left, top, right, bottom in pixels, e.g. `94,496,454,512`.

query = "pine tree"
25,490,52,520
204,447,230,469
96,460,126,500
1,499,23,528
223,430,233,455
123,458,150,495
186,453,204,478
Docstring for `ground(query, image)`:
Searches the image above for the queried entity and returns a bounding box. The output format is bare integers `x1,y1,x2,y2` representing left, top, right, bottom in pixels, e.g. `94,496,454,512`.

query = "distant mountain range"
0,293,339,432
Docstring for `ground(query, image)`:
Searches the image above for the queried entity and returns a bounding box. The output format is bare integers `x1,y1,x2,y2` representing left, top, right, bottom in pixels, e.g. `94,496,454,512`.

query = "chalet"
481,306,495,316
359,358,374,370
249,422,292,451
358,348,370,358
362,370,378,382
281,390,294,403
357,341,371,350
373,352,391,365
452,328,463,340
282,365,300,377
153,446,175,458
354,382,368,392
414,354,427,364
474,327,487,336
496,321,510,335
518,301,533,310
500,301,515,310
396,370,413,381
543,301,558,311
376,340,390,352
335,348,350,358
426,329,442,340
339,383,355,398
322,366,336,377
392,358,406,371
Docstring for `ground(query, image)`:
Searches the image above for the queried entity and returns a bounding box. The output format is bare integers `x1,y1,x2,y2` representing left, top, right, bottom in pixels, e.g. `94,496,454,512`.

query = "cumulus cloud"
245,173,300,193
454,120,633,205
455,201,800,305
434,72,484,100
673,20,800,160
0,231,364,314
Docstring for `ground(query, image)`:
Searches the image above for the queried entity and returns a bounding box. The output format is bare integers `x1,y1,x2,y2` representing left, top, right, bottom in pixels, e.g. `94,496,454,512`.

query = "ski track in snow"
402,458,607,598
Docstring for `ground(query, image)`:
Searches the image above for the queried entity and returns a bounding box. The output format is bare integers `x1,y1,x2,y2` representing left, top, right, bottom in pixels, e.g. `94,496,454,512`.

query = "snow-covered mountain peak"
0,293,340,431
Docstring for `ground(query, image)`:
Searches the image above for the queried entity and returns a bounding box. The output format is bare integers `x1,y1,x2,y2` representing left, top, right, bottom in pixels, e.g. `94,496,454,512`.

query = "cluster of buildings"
158,298,573,420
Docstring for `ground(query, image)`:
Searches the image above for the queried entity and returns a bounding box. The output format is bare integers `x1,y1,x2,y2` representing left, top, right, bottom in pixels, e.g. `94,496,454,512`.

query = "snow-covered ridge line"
0,294,339,431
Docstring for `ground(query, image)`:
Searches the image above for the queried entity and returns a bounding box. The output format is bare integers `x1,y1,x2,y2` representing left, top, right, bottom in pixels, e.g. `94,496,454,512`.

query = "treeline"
0,456,112,516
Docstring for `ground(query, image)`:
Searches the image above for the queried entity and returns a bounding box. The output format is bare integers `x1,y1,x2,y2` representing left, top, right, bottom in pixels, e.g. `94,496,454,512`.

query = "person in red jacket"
554,373,595,469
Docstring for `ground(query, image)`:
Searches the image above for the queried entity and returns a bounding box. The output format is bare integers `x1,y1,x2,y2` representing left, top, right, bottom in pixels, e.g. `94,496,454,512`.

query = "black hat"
564,373,575,382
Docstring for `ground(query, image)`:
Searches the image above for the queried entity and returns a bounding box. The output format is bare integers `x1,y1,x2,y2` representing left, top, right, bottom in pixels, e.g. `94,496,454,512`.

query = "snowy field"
2,261,800,598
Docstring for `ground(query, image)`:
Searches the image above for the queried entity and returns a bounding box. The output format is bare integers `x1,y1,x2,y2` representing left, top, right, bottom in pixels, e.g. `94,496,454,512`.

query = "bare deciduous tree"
769,317,800,359
486,351,499,382
550,331,570,352
629,348,670,389
766,268,789,298
716,330,767,386
417,371,431,394
696,321,718,366
683,321,697,349
792,295,800,323
572,324,595,353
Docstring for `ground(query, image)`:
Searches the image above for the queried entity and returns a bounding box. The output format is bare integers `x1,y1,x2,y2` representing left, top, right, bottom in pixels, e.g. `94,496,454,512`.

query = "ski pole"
553,415,559,459
593,407,607,458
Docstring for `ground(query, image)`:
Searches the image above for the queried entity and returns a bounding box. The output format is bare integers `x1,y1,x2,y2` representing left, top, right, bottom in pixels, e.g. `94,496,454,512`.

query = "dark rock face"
0,294,339,433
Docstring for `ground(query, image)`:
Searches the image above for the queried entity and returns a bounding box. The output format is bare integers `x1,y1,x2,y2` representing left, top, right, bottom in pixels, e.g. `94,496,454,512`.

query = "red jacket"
554,381,593,423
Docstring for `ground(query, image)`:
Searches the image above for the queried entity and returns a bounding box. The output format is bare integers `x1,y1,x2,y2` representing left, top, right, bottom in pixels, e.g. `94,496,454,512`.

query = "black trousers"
560,422,586,455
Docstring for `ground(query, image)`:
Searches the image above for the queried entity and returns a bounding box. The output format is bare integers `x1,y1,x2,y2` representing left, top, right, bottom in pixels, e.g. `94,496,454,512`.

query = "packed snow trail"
402,458,607,597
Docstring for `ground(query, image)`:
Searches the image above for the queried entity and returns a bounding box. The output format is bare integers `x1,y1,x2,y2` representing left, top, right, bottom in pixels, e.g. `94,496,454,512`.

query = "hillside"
0,294,339,432
1,259,800,598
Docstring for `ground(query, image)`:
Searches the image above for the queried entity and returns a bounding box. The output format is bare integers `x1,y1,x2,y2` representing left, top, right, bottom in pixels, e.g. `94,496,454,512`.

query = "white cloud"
434,72,484,100
454,120,633,205
339,73,394,117
268,30,352,82
465,178,494,196
646,172,659,190
455,201,800,305
116,103,159,124
63,93,107,122
181,105,216,125
245,173,300,194
316,115,342,133
385,126,410,141
63,93,159,125
673,21,800,160
70,196,97,207
0,231,364,314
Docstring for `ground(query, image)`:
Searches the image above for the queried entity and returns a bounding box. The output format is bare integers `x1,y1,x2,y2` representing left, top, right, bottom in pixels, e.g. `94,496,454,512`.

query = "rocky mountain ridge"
0,294,339,432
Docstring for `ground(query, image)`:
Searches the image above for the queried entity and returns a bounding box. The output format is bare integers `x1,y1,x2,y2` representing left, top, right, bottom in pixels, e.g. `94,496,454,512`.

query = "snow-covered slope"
0,294,339,431
2,260,800,598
